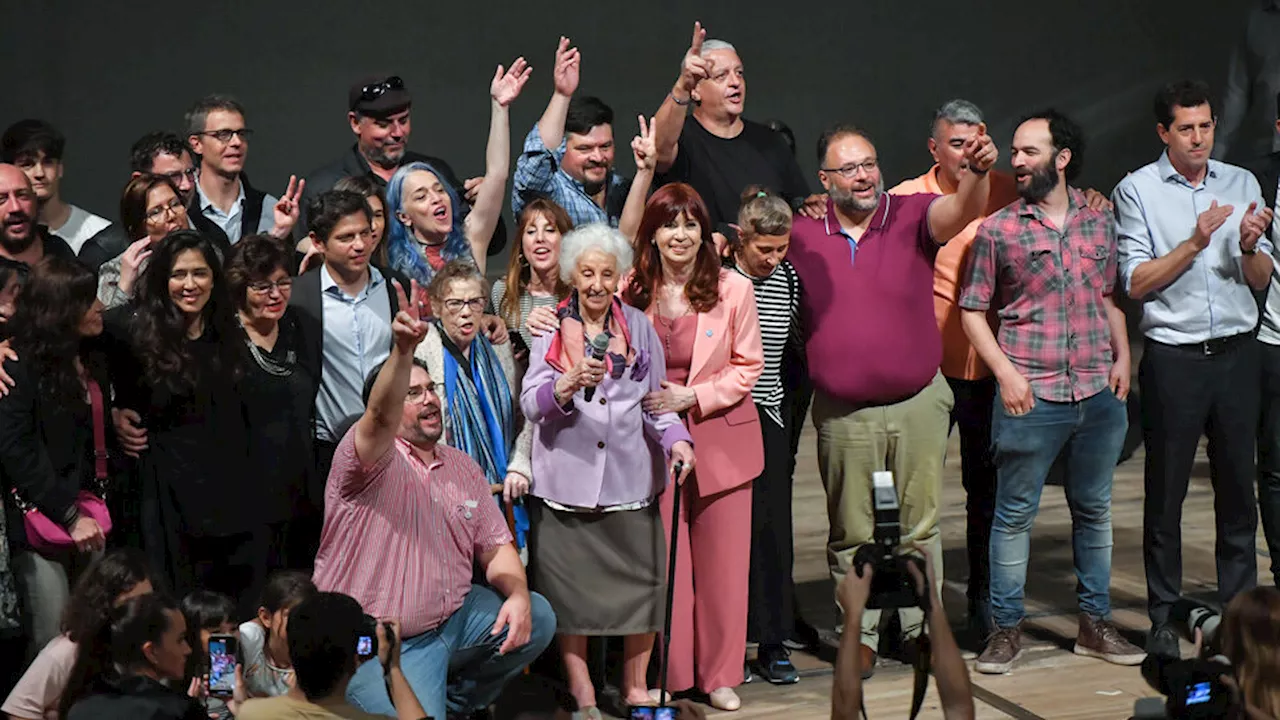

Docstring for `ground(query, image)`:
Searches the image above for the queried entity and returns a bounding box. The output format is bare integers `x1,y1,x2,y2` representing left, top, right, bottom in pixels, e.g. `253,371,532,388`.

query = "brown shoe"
859,644,877,679
975,625,1023,674
1074,614,1146,666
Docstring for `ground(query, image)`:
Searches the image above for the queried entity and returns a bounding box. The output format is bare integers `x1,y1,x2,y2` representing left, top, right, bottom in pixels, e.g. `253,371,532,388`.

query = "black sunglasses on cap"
360,76,405,102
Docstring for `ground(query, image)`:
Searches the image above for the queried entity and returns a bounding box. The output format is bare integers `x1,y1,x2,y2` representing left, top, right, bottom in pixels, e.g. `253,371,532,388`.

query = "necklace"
238,317,296,377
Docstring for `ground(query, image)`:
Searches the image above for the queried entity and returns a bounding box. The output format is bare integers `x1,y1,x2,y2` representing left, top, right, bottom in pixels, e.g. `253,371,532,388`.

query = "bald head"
0,164,38,254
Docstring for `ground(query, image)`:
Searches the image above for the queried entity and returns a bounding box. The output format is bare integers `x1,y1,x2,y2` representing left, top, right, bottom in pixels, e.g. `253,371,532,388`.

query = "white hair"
699,39,736,56
558,223,634,284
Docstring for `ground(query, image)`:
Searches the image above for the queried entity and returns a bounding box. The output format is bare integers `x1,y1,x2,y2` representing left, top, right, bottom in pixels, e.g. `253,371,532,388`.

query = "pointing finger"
691,21,704,53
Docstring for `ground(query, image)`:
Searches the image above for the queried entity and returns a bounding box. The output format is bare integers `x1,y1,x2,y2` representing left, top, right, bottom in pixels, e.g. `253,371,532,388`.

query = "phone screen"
629,708,676,720
1185,681,1213,706
357,635,374,657
208,635,237,696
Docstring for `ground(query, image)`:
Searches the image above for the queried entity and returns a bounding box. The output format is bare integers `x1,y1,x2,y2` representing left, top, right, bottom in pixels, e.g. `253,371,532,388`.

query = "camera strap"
857,633,932,720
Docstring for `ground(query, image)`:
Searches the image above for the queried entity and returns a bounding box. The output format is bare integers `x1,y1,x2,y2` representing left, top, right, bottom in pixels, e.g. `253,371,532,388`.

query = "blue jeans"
989,389,1126,629
346,585,556,719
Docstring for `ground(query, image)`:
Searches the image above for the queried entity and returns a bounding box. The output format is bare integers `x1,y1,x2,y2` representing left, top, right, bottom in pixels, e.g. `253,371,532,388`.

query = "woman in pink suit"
623,182,764,711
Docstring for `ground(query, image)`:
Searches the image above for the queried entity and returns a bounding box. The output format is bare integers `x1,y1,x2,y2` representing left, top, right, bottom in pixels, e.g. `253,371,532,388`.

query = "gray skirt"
529,498,667,635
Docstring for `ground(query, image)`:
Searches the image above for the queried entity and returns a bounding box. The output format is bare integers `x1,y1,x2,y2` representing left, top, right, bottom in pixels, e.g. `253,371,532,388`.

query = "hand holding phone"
207,634,238,698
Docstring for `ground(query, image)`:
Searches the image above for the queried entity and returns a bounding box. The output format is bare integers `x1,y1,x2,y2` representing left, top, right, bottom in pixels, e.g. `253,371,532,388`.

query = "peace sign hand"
271,175,306,238
552,36,580,98
391,279,428,353
676,21,709,95
631,115,657,172
491,57,533,107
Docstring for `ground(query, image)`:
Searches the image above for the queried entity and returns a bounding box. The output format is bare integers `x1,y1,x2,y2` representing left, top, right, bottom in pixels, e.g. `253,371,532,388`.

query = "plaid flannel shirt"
958,188,1118,402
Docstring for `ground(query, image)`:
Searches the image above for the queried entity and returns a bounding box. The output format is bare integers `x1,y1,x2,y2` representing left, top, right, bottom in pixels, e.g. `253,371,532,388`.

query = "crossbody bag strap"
86,377,107,482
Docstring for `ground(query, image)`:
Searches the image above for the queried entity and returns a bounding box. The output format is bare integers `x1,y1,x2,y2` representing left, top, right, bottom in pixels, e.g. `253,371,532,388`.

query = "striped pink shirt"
312,431,512,637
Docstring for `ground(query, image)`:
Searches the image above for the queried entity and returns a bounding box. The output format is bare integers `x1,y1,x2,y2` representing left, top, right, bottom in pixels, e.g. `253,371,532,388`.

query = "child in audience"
238,570,316,697
181,590,238,719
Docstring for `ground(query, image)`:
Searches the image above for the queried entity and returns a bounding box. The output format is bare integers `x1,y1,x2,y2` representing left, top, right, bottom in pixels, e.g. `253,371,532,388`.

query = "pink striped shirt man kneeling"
312,429,512,637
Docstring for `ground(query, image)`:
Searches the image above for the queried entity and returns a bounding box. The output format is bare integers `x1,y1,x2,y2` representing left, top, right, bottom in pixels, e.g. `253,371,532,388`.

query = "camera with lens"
1133,600,1234,719
356,614,396,661
850,472,929,611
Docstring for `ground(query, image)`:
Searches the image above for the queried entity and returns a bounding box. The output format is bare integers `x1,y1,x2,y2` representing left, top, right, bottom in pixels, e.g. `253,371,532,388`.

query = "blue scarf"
440,325,529,547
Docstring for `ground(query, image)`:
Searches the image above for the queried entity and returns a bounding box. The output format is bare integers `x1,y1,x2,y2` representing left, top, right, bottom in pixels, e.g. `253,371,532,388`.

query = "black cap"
348,75,411,116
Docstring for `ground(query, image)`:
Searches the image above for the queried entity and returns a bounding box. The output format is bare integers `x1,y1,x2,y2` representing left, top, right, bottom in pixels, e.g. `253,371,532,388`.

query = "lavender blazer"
521,303,693,508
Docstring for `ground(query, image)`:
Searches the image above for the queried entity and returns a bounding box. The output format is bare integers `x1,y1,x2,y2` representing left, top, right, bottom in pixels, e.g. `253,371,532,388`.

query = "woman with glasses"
97,175,190,310
385,59,531,288
415,260,533,548
104,230,263,609
225,235,317,574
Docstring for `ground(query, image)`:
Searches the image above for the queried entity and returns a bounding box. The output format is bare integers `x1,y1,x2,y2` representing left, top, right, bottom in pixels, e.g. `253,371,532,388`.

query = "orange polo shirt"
888,165,1018,380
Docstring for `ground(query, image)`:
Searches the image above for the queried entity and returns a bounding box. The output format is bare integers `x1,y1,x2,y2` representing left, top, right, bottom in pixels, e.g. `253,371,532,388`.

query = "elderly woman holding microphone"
521,223,695,719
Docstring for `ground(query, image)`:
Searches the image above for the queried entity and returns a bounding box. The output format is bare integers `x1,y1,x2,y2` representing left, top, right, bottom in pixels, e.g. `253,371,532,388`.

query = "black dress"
238,308,317,570
103,307,260,602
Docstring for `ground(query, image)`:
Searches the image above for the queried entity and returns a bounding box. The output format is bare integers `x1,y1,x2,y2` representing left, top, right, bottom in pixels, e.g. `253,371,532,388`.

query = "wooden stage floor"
704,418,1266,720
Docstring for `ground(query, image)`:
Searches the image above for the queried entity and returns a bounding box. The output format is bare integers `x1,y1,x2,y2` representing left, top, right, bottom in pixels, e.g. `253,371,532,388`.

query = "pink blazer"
631,269,765,497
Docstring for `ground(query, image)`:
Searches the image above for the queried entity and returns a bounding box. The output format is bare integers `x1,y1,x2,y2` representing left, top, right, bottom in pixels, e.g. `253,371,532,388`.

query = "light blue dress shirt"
1114,151,1272,344
195,178,277,244
315,265,392,442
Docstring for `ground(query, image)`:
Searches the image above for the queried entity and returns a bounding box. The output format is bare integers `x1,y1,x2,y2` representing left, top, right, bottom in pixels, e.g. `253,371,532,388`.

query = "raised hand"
391,279,429,352
961,124,998,173
118,238,153,297
631,115,657,172
271,175,306,238
1239,201,1275,253
552,36,580,98
491,57,533,107
463,176,484,203
676,21,709,95
1192,199,1234,250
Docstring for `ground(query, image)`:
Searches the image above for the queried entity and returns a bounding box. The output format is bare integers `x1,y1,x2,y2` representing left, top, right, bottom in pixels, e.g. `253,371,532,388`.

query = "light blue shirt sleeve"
511,124,563,216
1113,178,1155,296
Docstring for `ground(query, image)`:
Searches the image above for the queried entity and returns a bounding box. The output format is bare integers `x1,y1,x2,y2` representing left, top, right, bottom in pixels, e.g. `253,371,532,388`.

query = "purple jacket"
521,303,693,508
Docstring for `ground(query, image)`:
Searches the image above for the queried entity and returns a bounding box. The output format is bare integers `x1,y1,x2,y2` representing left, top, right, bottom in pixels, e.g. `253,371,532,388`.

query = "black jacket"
1247,151,1280,242
188,174,268,246
299,144,507,256
0,349,115,550
289,264,411,470
66,675,206,720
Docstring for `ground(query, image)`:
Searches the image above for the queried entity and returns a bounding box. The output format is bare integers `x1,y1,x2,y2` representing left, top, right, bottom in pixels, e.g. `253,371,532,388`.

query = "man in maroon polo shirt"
787,123,996,677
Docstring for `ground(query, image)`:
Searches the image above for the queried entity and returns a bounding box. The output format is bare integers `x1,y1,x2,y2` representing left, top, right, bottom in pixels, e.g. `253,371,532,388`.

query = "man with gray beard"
0,163,75,272
299,75,507,254
786,123,996,678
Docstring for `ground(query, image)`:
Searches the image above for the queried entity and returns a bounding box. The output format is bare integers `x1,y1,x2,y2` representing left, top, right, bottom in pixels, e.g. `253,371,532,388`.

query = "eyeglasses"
820,160,879,179
158,168,196,185
406,384,436,404
442,297,486,313
194,128,255,143
247,278,294,294
360,76,405,102
145,198,185,222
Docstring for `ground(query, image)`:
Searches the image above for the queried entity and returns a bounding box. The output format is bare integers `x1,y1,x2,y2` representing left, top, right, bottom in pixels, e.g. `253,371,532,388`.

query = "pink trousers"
657,476,753,693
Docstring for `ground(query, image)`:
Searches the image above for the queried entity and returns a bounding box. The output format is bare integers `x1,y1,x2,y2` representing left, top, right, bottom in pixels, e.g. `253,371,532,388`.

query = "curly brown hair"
623,183,721,314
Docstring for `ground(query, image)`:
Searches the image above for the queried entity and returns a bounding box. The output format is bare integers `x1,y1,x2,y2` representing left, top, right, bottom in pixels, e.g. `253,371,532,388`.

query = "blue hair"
385,161,471,284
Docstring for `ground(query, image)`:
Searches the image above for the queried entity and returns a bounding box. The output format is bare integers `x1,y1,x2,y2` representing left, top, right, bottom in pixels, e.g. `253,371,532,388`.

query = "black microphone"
583,332,610,402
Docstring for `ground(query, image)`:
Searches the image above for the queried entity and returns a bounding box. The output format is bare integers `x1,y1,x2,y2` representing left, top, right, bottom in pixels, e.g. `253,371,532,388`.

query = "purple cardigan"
521,303,693,508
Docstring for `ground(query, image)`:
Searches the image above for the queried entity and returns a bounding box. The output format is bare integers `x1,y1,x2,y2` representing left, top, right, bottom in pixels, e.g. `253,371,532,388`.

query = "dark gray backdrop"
0,0,1256,267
